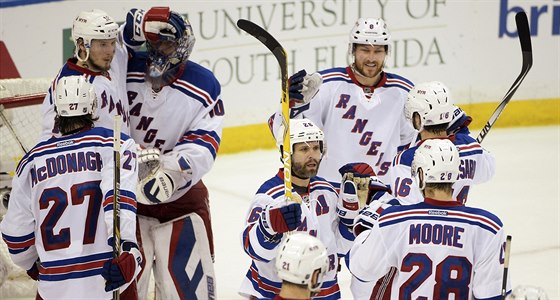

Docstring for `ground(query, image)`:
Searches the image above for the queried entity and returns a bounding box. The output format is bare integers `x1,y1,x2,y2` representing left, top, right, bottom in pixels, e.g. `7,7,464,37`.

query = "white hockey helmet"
348,18,391,55
54,75,97,117
507,285,549,300
412,139,460,190
276,118,325,155
405,81,454,130
275,233,329,292
72,9,119,62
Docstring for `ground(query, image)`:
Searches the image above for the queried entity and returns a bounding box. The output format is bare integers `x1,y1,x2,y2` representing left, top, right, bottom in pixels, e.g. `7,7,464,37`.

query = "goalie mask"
348,18,391,56
275,233,329,292
146,11,195,80
275,118,325,162
72,9,119,62
412,139,460,190
54,75,97,117
405,81,454,130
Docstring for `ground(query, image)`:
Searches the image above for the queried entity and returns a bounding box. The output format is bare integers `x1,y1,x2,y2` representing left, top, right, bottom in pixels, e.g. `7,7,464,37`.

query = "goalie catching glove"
125,6,186,46
288,70,322,117
101,241,142,292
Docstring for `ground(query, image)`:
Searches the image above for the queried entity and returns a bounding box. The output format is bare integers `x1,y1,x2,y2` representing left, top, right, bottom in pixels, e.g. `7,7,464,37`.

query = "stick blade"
515,12,532,54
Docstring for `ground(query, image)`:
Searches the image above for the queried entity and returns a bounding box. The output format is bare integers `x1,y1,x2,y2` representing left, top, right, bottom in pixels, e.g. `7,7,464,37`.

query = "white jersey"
388,135,495,205
239,170,354,300
0,127,138,300
127,54,223,197
272,68,416,186
40,34,130,141
349,198,511,299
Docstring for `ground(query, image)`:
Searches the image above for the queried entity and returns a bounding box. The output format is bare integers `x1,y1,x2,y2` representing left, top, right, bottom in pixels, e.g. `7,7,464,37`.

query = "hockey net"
0,78,49,298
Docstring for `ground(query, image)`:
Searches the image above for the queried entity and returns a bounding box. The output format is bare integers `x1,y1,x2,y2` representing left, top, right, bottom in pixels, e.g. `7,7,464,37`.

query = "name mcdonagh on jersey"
30,151,102,187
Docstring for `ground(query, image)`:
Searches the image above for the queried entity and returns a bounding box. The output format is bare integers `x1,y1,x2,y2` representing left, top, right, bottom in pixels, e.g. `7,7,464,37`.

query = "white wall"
1,0,558,127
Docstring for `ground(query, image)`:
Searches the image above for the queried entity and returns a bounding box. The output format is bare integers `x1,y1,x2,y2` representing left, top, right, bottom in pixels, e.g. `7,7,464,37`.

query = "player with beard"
269,18,416,187
240,119,372,300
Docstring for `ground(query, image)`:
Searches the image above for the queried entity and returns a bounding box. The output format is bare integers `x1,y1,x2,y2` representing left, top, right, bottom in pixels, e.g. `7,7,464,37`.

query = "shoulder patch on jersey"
384,72,414,92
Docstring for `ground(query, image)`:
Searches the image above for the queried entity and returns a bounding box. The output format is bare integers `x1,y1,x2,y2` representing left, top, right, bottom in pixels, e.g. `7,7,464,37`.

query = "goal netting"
0,78,49,298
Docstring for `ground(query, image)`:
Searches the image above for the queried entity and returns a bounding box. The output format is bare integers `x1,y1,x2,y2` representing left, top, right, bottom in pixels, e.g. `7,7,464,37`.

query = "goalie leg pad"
151,213,216,300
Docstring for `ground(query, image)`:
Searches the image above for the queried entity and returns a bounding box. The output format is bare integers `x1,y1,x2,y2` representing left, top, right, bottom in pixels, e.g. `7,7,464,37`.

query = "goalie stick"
477,11,532,143
236,19,296,204
501,235,512,299
112,115,121,300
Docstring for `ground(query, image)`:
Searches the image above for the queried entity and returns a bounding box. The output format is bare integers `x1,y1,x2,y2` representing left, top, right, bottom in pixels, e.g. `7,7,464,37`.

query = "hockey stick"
112,116,121,300
477,11,532,143
237,19,295,204
501,235,512,300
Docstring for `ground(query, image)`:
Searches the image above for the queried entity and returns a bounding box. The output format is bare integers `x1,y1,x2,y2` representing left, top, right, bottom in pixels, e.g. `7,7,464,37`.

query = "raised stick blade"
236,19,286,64
515,12,532,55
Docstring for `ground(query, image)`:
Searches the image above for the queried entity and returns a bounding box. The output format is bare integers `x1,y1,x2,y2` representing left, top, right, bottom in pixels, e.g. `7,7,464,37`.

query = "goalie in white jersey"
240,119,367,300
270,17,417,186
39,8,180,141
1,76,141,299
349,139,511,299
124,7,221,299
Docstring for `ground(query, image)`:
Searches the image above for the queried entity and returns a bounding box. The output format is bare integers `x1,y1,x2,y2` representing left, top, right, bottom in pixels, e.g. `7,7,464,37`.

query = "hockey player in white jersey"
390,81,495,204
349,139,511,299
40,8,179,140
274,233,330,300
240,119,364,300
0,76,141,299
124,7,221,299
270,17,416,186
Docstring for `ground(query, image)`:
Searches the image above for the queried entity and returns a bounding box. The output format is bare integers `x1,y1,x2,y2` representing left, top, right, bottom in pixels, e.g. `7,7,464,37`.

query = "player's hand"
125,7,185,44
337,180,360,227
259,202,302,238
137,169,175,205
288,69,322,108
353,200,387,236
137,147,161,181
367,175,392,203
339,162,376,206
101,241,142,292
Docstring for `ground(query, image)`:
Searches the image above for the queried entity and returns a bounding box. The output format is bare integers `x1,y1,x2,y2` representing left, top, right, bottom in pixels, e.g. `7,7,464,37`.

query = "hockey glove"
259,203,302,240
338,162,376,207
337,180,360,227
102,241,142,292
137,147,161,181
125,7,185,46
353,200,387,236
137,169,175,205
288,70,322,114
26,260,39,281
367,176,392,203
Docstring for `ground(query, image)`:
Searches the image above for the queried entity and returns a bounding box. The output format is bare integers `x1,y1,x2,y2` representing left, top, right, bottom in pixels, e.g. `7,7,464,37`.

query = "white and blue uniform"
272,68,416,186
239,170,354,300
389,134,495,205
349,198,511,300
40,34,130,140
0,127,138,300
126,52,223,299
